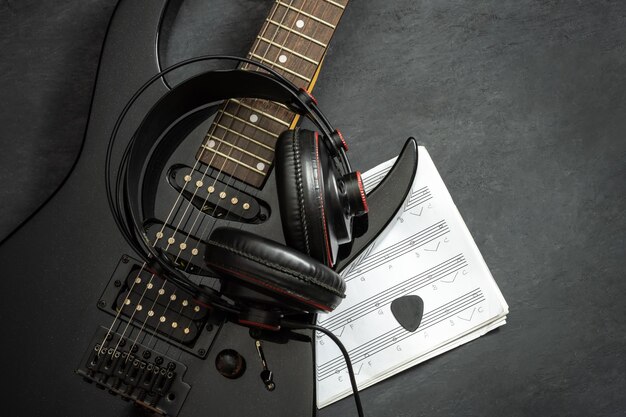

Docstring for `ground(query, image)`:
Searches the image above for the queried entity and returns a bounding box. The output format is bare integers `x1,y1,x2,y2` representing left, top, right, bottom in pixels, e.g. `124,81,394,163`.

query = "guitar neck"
196,0,349,188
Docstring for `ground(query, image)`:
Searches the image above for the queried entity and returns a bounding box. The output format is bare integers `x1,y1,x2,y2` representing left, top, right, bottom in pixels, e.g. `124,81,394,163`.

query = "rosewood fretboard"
195,0,349,188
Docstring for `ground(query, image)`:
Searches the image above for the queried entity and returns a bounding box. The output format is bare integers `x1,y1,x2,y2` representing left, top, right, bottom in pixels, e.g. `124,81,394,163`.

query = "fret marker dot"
207,185,215,193
191,248,199,256
207,140,216,148
184,175,192,182
158,289,165,295
148,310,154,317
125,299,131,305
136,305,143,311
296,19,304,29
171,322,178,329
219,191,227,199
160,316,166,323
231,197,238,205
167,237,175,245
179,242,187,250
156,231,164,239
249,114,259,123
170,294,177,301
194,306,200,312
135,277,141,284
196,180,203,188
182,300,189,307
256,162,266,171
184,328,190,334
279,54,288,63
147,283,153,290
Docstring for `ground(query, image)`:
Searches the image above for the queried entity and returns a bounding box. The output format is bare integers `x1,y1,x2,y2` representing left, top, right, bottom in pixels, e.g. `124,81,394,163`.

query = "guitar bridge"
76,327,191,416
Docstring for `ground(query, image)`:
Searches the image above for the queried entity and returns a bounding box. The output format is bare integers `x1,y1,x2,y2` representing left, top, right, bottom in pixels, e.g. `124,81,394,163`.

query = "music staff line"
342,220,450,282
361,167,392,193
316,288,485,380
319,254,468,330
405,186,433,211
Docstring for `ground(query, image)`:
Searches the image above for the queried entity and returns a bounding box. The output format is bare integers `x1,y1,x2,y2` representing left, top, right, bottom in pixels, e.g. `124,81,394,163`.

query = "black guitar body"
1,1,416,416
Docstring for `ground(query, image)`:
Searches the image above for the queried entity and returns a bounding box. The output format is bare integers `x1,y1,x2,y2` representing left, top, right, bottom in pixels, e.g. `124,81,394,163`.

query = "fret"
256,36,320,65
229,99,291,127
323,0,346,9
224,100,293,134
211,123,276,152
249,52,312,82
277,1,336,28
207,132,272,164
272,102,291,111
266,19,328,47
219,109,280,138
249,42,319,87
200,145,266,175
196,0,350,188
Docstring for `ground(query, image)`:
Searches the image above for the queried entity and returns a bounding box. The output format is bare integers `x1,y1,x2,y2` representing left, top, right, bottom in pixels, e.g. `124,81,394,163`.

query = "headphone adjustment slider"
330,129,349,152
297,87,318,107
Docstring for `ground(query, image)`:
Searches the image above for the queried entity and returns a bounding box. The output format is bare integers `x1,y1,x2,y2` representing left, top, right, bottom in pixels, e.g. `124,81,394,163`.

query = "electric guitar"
0,1,416,416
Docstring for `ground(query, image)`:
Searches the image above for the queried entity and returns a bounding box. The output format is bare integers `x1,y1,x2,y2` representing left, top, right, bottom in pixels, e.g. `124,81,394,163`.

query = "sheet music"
315,147,509,407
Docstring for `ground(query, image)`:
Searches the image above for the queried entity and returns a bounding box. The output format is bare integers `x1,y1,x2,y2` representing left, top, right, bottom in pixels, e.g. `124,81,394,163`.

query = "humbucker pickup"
97,255,221,357
76,327,191,416
115,270,209,344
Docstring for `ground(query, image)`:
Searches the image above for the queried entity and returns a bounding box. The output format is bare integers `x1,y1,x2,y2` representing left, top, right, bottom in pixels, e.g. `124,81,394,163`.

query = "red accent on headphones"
355,171,368,213
335,129,349,151
315,131,335,268
299,87,318,105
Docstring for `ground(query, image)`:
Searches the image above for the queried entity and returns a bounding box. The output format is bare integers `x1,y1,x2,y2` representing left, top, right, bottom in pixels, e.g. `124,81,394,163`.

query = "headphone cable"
281,320,365,417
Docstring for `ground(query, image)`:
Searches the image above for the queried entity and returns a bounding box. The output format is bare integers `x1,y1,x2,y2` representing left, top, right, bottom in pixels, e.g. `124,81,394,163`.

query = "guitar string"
102,0,322,359
185,0,299,253
156,2,316,350
110,2,290,360
100,0,304,360
121,0,296,355
137,0,312,356
149,0,291,271
238,0,332,170
153,0,302,286
162,0,317,271
96,4,285,356
176,0,317,312
191,0,314,248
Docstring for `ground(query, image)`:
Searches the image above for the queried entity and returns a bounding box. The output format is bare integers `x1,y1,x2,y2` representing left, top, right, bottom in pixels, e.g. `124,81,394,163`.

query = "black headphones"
111,56,367,326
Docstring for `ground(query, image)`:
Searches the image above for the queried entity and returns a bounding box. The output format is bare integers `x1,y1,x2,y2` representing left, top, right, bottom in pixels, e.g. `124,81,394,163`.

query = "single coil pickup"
116,268,209,344
144,222,210,275
76,327,191,417
168,164,266,222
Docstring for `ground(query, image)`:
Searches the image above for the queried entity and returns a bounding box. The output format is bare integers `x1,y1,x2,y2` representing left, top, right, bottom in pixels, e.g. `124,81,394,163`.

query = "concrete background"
1,0,624,416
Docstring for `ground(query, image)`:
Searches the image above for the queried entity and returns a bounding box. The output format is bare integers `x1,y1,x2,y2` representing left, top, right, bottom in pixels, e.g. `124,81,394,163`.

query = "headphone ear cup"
275,128,336,266
205,227,346,313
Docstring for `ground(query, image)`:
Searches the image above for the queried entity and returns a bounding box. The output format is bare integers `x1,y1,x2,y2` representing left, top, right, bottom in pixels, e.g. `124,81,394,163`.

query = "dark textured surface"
1,1,625,416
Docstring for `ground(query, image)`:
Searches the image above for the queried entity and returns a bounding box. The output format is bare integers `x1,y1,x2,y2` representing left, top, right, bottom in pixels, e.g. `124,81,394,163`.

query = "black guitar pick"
390,295,424,332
